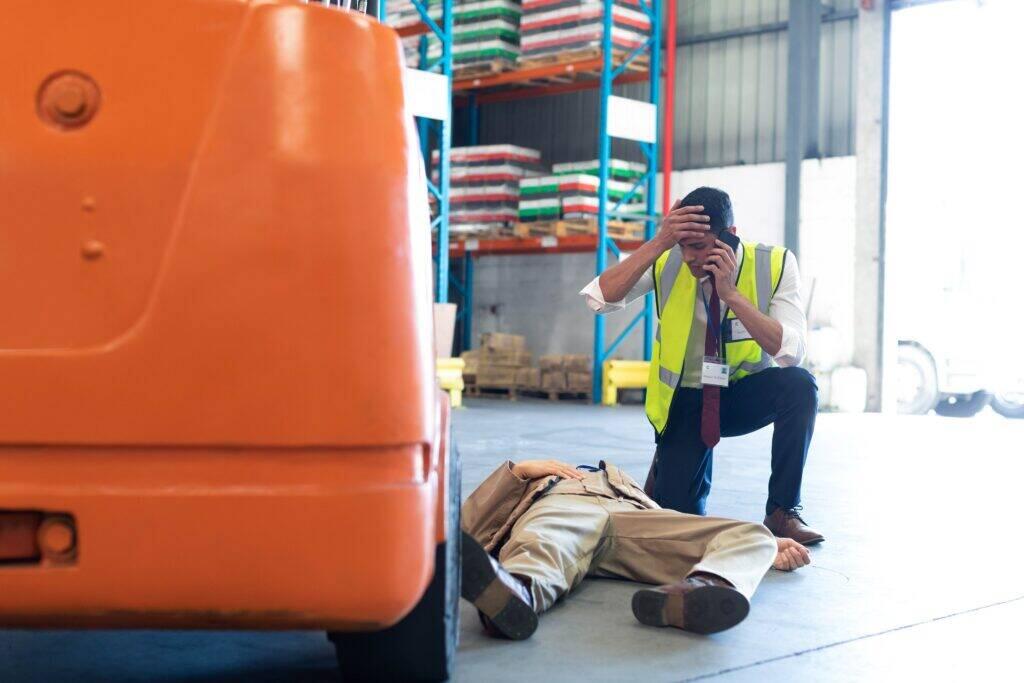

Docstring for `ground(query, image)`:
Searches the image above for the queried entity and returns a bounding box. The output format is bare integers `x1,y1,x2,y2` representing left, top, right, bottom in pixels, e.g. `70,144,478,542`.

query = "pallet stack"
553,159,646,221
470,332,536,396
518,0,650,66
398,0,524,75
433,145,546,239
540,354,593,397
518,163,645,223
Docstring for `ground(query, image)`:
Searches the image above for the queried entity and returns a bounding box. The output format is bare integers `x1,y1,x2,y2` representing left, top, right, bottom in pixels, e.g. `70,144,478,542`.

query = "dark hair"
679,186,733,233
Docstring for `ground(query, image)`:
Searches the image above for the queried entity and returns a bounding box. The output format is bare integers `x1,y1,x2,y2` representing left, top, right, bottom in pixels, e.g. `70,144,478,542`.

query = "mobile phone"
716,229,740,253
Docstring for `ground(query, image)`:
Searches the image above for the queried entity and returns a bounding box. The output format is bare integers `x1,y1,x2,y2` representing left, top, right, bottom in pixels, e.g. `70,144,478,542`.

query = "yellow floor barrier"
602,360,650,406
436,357,466,408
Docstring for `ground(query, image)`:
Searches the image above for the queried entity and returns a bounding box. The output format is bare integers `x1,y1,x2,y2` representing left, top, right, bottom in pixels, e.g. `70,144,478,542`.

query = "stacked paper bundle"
433,145,547,235
517,160,645,222
518,0,650,63
553,159,646,220
397,0,524,72
517,176,561,222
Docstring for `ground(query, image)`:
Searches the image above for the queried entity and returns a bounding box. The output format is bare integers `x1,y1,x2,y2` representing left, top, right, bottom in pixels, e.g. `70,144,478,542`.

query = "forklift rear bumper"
0,444,437,630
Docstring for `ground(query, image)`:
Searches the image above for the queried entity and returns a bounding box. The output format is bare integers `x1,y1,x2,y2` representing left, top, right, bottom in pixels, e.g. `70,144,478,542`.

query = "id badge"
730,319,752,342
701,356,730,387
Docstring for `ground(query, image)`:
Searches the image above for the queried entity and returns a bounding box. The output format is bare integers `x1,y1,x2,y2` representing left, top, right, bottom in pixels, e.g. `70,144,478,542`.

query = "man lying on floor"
461,459,810,640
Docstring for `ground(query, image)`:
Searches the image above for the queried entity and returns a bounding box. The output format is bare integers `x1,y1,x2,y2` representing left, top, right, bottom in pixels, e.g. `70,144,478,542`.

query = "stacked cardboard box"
474,332,536,388
540,354,592,394
518,169,645,222
433,145,547,237
518,0,650,63
460,348,480,384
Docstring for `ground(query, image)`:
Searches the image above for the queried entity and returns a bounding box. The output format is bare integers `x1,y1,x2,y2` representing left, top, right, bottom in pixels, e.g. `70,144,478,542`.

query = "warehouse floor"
3,401,1023,681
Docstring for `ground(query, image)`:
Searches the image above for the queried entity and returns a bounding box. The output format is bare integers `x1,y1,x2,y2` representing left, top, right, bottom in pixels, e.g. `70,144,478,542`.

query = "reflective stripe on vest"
645,241,787,434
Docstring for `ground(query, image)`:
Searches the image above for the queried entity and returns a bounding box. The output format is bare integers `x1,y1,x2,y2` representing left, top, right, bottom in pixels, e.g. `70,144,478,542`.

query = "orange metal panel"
0,0,435,449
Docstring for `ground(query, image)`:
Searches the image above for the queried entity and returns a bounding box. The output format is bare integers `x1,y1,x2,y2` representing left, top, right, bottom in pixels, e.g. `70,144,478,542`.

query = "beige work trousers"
498,487,777,612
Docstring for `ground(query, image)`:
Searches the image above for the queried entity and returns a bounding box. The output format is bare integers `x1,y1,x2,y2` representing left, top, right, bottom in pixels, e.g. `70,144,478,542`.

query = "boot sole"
632,585,750,635
460,531,538,640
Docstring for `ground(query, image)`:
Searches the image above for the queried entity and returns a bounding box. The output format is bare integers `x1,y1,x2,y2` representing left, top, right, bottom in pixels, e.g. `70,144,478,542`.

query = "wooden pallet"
517,47,649,72
467,384,523,401
452,226,517,241
466,385,592,402
535,389,592,402
514,219,645,240
454,60,516,78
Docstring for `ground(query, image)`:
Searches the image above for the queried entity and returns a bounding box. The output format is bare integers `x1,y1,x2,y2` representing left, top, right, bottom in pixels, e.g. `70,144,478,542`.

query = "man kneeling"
461,459,810,640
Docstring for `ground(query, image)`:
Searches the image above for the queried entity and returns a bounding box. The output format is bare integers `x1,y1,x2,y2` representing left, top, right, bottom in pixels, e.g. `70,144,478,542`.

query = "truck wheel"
934,391,991,418
896,343,939,415
992,391,1024,419
329,445,461,682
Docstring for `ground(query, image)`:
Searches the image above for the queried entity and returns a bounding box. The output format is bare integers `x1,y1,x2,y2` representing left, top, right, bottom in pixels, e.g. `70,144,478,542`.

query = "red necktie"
700,280,722,449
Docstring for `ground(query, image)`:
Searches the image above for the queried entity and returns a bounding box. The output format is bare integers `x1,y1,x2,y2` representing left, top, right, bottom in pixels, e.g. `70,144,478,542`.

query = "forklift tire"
329,445,462,682
933,391,991,418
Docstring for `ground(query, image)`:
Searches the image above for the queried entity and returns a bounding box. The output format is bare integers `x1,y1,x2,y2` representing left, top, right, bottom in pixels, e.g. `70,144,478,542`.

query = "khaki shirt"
462,460,659,554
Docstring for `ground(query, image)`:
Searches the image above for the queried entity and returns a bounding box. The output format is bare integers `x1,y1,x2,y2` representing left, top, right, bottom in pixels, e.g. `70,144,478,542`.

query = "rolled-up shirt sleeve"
579,263,655,314
768,251,807,367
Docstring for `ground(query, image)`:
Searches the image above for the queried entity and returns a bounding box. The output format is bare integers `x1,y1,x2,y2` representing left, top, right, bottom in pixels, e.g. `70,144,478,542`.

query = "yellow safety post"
602,360,651,406
437,358,466,408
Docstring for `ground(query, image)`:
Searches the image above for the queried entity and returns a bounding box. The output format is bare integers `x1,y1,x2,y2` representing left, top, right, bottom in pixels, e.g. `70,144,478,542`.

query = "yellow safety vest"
645,241,787,434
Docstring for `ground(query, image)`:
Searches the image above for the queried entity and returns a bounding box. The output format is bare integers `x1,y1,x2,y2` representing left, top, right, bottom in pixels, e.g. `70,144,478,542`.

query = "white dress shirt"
580,242,806,387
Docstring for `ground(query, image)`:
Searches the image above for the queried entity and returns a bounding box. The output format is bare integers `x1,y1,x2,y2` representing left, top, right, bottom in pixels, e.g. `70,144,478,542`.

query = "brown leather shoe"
460,531,537,640
632,574,750,634
764,507,825,546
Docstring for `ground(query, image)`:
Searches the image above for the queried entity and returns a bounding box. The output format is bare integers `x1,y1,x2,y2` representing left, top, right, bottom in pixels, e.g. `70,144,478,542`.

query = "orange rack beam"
442,234,645,257
454,56,647,91
395,22,430,38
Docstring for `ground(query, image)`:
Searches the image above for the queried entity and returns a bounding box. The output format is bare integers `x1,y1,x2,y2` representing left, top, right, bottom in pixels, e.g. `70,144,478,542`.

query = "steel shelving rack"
396,0,666,402
393,0,456,303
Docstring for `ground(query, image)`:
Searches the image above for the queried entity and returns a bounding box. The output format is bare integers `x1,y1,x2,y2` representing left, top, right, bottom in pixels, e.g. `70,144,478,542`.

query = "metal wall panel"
475,0,858,170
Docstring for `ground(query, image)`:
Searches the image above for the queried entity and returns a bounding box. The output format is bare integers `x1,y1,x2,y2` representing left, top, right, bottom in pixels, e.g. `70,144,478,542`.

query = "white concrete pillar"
854,2,890,412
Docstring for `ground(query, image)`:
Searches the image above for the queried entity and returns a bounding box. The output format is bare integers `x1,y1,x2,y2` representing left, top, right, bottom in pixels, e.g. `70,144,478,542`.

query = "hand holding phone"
705,230,741,298
716,229,740,253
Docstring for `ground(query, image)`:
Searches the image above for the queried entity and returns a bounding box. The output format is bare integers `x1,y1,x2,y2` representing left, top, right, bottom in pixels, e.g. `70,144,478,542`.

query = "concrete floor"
3,400,1024,681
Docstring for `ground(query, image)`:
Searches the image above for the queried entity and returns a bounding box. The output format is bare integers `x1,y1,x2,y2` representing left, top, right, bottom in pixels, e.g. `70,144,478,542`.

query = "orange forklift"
0,1,461,680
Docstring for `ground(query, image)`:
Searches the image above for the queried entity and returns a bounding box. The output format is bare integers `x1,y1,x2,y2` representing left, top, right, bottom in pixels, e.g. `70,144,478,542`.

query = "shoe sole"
632,585,750,635
460,531,538,640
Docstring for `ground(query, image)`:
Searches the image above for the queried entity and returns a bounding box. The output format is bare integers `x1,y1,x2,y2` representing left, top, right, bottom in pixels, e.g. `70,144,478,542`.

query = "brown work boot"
764,507,825,546
632,574,750,635
460,531,537,640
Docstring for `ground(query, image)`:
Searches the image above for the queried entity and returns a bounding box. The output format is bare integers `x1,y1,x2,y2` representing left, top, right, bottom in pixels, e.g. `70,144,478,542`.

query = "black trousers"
651,366,818,517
